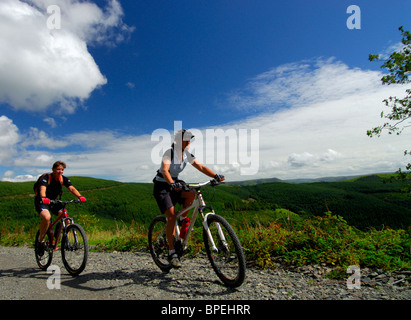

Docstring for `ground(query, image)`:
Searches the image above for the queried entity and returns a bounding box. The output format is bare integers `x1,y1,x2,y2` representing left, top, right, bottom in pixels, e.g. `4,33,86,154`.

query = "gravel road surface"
1,246,409,301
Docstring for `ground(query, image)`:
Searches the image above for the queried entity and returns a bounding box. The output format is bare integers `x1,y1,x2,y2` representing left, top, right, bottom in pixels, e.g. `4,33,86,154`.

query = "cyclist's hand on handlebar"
41,197,51,205
214,174,225,182
170,182,183,191
79,196,86,202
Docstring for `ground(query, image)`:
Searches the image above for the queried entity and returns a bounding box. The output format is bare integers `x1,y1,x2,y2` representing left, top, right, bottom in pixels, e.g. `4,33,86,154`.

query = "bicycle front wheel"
34,230,54,270
61,223,88,276
203,214,246,288
148,216,172,273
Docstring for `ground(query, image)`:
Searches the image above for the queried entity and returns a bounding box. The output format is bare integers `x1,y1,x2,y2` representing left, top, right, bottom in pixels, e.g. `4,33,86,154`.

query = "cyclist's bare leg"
165,206,177,251
39,209,51,242
165,191,195,251
53,210,65,250
180,190,196,218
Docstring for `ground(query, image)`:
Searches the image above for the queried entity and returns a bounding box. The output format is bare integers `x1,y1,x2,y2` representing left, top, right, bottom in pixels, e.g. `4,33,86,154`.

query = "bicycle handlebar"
187,179,222,189
49,199,82,205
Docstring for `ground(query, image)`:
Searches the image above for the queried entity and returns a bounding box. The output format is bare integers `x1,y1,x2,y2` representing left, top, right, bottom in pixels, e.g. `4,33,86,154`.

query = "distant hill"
228,173,390,185
0,174,410,233
227,177,283,185
224,174,411,230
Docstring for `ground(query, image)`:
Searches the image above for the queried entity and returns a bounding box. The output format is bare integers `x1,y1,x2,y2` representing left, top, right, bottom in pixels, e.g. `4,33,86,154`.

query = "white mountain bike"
148,179,246,288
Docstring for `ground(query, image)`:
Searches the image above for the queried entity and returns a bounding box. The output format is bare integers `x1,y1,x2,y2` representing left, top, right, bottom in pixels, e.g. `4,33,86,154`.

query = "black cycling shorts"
34,199,64,215
153,180,185,214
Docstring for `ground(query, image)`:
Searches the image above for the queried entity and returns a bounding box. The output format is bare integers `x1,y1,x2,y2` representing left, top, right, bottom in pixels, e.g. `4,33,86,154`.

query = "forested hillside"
1,174,410,272
0,174,410,232
227,175,411,230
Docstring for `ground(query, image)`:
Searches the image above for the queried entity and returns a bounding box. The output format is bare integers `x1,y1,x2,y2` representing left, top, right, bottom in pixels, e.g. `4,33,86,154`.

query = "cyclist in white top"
153,129,224,268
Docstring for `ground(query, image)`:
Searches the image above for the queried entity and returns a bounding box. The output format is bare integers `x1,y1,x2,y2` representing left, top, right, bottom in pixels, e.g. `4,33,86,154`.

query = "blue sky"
0,0,411,182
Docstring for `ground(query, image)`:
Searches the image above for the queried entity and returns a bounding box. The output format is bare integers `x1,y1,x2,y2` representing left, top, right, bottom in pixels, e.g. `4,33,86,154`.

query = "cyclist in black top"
153,129,224,268
35,161,86,252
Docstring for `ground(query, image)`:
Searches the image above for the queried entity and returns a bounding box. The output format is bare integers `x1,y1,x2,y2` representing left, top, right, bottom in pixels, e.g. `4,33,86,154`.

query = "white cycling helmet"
174,129,195,143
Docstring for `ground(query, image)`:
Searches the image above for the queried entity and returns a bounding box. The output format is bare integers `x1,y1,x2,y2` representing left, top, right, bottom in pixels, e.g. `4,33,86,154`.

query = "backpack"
33,173,63,197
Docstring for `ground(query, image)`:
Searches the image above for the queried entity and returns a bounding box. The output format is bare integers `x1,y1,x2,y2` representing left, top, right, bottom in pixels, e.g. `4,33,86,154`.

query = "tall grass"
238,211,411,274
0,218,35,246
1,211,410,277
87,220,148,251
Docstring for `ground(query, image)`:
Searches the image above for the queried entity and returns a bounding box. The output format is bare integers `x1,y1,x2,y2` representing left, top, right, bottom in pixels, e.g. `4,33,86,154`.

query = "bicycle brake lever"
210,179,218,186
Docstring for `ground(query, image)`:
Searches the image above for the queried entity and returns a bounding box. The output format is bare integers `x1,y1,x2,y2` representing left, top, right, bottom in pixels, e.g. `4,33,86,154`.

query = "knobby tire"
148,216,172,273
61,223,88,276
34,230,54,270
203,214,246,288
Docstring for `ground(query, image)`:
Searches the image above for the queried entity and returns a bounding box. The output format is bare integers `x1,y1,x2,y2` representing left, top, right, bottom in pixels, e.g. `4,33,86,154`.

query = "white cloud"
2,174,37,182
20,127,69,149
288,152,316,168
126,82,135,89
286,149,342,169
229,58,383,112
0,0,132,113
5,129,159,182
2,58,411,183
43,117,57,128
377,41,406,61
220,58,410,180
0,115,20,165
30,0,133,45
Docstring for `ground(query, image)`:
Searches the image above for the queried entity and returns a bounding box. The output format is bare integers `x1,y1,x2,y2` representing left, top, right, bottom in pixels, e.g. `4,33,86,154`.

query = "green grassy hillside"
1,174,409,272
0,174,410,232
232,175,411,230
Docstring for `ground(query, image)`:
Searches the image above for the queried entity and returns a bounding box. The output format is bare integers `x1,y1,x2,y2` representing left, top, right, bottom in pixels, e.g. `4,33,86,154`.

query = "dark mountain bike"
34,199,88,276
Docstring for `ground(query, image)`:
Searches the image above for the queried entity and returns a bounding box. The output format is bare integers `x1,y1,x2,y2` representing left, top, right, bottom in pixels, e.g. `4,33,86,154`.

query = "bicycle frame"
173,181,226,253
48,200,78,248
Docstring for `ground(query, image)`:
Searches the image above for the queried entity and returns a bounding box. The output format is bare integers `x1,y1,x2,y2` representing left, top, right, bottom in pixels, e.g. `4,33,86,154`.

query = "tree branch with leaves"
368,26,411,181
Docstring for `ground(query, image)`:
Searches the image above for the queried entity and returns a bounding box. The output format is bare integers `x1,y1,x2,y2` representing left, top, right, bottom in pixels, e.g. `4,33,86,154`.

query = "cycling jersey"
35,174,72,201
155,148,195,183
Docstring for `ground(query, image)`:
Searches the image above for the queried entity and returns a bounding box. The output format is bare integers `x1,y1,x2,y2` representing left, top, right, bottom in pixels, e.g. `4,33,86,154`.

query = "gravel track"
0,246,409,301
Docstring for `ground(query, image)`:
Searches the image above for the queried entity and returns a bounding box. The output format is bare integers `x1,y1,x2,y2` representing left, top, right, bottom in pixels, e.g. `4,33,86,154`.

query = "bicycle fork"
202,212,228,253
62,217,77,250
196,190,229,253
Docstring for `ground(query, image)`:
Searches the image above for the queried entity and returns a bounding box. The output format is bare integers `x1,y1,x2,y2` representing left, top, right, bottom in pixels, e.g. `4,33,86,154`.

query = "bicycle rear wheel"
203,214,246,288
61,223,88,276
34,230,53,270
148,216,172,273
